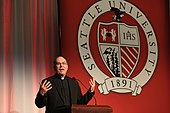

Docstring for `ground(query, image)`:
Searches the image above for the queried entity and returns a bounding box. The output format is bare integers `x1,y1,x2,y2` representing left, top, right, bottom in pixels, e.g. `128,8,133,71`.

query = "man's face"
55,56,68,76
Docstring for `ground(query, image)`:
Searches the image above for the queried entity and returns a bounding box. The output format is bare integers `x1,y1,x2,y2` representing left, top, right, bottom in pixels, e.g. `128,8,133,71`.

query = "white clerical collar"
61,76,65,80
61,75,66,80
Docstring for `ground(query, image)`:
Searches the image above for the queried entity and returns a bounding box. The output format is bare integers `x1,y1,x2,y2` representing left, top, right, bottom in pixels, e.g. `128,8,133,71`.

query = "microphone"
73,77,97,105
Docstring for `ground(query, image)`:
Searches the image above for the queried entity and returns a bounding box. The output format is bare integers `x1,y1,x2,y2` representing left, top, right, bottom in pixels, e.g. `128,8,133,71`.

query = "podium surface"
71,105,112,113
54,105,112,113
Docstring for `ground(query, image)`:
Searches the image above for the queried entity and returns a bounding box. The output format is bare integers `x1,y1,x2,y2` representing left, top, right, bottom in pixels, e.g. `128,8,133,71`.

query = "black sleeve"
81,89,95,105
75,79,95,105
35,91,48,108
35,79,48,108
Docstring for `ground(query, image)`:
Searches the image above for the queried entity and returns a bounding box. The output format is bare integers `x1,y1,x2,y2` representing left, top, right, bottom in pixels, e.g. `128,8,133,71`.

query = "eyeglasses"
56,62,67,66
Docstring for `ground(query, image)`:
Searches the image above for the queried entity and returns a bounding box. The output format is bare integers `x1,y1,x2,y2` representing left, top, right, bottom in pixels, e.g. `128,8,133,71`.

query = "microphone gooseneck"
73,77,97,105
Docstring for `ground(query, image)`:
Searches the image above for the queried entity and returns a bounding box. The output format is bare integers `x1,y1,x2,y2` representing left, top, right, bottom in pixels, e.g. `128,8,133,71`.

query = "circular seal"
78,0,158,96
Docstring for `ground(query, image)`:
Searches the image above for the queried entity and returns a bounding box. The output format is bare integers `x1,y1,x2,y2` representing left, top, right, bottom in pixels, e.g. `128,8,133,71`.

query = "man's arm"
35,79,52,108
77,78,96,104
35,91,48,108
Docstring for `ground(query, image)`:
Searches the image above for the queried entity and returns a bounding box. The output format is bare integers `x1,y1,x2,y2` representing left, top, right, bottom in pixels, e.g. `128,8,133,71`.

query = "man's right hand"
39,80,52,96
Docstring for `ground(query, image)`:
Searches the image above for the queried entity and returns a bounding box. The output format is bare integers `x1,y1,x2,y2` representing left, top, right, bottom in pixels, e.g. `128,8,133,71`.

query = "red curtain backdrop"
0,0,60,113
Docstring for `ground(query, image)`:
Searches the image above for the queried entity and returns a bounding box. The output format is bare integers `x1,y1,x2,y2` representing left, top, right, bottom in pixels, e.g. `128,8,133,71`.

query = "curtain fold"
0,0,60,113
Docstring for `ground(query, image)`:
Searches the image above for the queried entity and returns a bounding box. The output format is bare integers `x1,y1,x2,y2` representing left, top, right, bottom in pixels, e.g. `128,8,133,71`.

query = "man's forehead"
56,57,67,62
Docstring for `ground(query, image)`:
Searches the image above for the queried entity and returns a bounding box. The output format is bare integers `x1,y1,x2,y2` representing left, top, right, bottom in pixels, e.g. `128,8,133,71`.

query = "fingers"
40,80,52,95
45,81,52,89
89,78,95,86
41,80,52,88
89,78,95,92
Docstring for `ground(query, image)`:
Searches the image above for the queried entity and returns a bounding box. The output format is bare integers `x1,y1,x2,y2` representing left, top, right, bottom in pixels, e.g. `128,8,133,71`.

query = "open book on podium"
53,105,113,113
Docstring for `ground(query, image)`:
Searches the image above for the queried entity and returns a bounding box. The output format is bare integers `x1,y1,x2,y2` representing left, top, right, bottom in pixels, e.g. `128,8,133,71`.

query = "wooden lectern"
53,105,112,113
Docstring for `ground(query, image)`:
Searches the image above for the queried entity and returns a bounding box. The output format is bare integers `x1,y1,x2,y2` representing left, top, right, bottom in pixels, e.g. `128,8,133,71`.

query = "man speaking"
35,56,96,113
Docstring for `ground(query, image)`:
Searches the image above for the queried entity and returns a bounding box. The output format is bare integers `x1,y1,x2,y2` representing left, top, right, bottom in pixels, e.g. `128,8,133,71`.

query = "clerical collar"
56,73,66,80
61,76,65,80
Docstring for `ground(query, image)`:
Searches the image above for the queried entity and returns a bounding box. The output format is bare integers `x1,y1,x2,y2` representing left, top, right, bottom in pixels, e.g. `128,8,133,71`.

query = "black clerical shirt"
57,76,71,105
